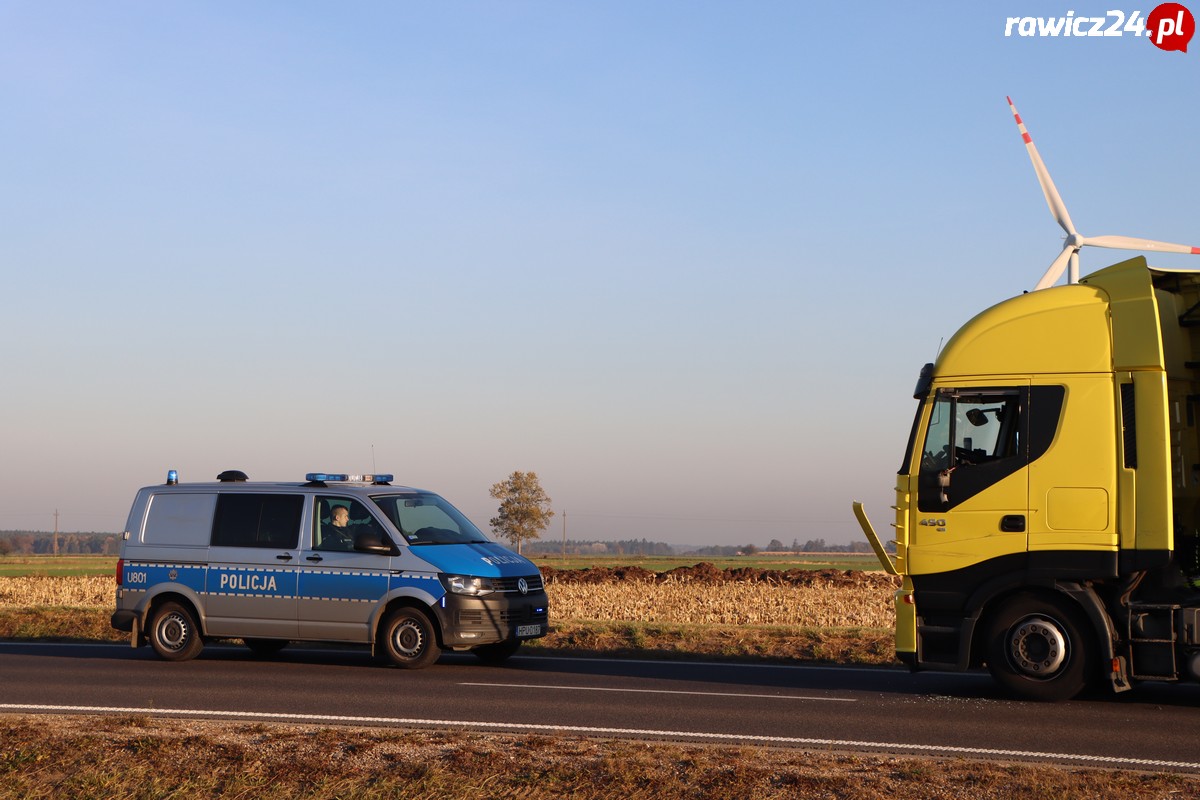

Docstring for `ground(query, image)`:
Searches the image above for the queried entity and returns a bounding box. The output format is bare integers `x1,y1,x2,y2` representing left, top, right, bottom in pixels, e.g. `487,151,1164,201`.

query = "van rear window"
211,494,303,549
143,493,217,546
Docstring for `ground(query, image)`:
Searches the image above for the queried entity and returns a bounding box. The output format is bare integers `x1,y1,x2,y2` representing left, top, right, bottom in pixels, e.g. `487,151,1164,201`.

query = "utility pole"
52,509,59,556
561,510,567,561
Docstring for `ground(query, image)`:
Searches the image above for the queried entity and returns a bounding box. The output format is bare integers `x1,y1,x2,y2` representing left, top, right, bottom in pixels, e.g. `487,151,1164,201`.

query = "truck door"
910,384,1032,575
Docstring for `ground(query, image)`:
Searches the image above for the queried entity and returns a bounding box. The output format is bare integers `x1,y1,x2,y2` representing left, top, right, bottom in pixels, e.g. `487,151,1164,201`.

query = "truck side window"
918,389,1024,512
211,494,303,548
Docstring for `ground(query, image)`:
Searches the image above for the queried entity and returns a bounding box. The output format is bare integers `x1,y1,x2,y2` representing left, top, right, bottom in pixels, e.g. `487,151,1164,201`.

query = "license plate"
516,624,542,638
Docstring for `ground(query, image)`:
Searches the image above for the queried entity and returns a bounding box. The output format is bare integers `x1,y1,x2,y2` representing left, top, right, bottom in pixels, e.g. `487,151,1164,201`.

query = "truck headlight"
443,575,494,597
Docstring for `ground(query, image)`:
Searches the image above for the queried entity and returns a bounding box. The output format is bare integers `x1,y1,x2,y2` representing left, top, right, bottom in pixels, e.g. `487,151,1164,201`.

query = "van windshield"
370,493,491,546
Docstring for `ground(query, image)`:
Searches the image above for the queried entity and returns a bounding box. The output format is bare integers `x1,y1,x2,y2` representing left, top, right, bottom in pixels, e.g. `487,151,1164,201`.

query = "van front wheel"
381,607,441,669
149,601,204,662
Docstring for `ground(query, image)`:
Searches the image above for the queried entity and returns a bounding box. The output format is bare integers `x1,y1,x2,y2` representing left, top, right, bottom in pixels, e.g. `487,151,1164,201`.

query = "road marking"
2,703,1197,771
459,682,856,702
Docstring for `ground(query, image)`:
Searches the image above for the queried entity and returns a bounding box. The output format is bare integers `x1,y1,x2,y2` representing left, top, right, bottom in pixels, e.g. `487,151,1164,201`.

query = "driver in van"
321,504,355,550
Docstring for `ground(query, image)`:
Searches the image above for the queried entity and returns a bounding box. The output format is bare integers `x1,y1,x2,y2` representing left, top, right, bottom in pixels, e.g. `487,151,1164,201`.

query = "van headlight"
442,574,495,597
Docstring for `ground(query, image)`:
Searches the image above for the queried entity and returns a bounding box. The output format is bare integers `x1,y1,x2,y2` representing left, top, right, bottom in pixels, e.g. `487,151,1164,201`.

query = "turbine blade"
1034,246,1076,291
1008,96,1076,236
1083,235,1200,255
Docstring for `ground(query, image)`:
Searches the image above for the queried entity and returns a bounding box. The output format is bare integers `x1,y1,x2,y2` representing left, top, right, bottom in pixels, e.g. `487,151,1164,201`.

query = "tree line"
0,531,878,558
522,538,875,557
0,532,120,555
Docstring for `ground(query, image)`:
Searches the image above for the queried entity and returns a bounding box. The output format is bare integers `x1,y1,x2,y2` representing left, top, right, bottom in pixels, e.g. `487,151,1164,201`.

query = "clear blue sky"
2,2,1197,545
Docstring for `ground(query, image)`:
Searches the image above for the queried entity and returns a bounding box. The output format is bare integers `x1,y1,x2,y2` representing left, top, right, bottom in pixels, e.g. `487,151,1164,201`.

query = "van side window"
211,494,303,548
143,493,216,545
313,496,380,551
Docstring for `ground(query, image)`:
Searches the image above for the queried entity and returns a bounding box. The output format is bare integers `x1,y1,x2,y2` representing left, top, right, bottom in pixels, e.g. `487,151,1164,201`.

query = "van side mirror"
354,530,399,556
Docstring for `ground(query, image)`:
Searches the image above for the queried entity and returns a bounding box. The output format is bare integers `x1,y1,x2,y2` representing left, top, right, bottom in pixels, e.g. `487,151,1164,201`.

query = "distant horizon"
0,528,872,555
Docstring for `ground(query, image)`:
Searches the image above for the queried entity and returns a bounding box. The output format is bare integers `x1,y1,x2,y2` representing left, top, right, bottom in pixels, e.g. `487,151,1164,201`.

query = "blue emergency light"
166,469,178,486
305,473,394,484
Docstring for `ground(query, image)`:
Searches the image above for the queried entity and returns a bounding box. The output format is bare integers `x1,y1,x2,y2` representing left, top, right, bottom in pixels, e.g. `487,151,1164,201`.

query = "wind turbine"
1007,96,1199,291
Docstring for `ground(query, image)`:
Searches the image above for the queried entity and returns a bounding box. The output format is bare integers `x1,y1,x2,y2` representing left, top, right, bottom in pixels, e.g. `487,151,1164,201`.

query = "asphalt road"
3,642,1199,772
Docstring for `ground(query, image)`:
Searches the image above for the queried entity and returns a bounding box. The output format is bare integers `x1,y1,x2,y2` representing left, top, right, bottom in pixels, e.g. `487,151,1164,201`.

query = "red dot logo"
1148,3,1195,51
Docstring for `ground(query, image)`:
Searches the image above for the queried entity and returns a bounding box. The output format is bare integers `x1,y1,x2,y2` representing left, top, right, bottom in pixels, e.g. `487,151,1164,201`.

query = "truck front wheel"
985,593,1093,702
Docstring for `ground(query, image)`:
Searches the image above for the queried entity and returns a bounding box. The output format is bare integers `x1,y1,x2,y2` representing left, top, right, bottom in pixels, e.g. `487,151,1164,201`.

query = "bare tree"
489,471,554,554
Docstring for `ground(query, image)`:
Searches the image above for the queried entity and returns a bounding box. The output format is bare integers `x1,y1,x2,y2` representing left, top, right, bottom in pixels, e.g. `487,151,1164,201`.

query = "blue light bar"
306,473,349,482
305,473,394,484
166,469,178,486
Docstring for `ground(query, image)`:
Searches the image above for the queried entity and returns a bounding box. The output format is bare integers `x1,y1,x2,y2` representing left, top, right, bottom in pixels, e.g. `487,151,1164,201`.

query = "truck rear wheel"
985,593,1092,702
381,607,441,669
148,600,204,662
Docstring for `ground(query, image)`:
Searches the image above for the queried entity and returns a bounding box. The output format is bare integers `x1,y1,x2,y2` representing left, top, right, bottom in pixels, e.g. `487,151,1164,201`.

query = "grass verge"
3,714,1197,800
527,620,896,664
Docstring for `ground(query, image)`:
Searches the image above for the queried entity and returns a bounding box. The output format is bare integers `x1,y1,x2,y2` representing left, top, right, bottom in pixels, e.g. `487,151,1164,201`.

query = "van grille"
493,575,544,593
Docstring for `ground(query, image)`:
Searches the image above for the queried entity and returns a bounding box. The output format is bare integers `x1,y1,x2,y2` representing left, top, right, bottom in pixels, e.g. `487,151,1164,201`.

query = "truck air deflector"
852,502,898,576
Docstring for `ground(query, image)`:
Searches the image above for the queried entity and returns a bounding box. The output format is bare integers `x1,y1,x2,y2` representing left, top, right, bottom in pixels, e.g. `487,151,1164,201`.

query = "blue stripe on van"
124,563,450,604
207,566,297,598
123,562,206,593
298,570,389,603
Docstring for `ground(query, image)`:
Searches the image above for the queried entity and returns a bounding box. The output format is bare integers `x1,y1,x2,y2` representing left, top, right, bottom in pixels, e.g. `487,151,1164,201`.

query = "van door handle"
1000,515,1026,532
276,553,294,561
306,555,323,563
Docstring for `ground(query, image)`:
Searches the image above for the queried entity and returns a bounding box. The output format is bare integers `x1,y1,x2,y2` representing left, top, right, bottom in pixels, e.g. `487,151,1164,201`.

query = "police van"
110,470,549,668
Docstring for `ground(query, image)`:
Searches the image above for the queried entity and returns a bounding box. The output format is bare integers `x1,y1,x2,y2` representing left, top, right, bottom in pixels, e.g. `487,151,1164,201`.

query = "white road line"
2,703,1197,771
458,682,856,702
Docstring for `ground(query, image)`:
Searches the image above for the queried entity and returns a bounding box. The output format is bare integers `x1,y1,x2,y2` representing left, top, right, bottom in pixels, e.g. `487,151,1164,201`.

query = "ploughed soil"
540,562,901,589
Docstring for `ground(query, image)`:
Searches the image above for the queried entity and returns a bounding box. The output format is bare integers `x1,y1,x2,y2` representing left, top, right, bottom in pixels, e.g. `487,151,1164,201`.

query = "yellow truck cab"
855,256,1200,700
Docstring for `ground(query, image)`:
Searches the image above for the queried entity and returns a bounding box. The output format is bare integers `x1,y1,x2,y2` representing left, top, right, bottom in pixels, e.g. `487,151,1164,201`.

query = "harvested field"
0,575,112,608
543,565,897,628
0,566,899,629
0,566,900,663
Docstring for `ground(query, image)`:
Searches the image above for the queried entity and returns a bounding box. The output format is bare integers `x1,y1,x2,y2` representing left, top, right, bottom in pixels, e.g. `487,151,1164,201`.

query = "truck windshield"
370,493,491,546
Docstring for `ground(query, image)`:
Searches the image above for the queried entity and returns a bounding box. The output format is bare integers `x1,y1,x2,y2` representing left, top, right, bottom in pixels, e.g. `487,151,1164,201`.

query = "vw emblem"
517,578,529,595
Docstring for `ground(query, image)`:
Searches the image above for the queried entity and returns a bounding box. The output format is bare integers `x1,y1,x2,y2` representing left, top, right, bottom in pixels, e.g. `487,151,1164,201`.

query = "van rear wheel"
381,607,441,669
149,601,203,662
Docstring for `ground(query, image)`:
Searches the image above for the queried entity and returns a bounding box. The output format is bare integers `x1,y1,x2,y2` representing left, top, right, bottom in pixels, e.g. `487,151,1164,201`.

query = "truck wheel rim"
392,620,424,658
158,612,190,652
1009,615,1067,677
